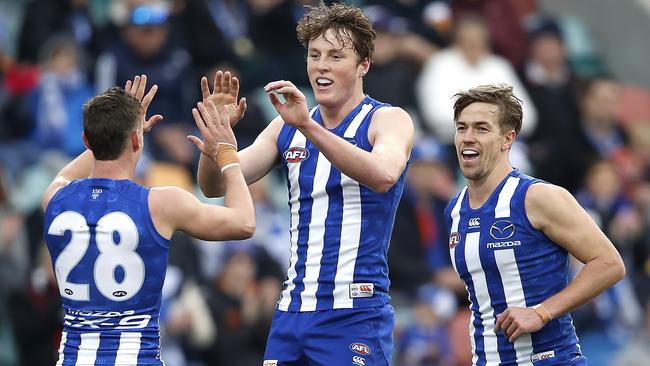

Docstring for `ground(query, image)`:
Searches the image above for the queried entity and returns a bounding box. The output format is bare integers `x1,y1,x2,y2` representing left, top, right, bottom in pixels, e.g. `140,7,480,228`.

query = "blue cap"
130,4,169,26
410,137,447,163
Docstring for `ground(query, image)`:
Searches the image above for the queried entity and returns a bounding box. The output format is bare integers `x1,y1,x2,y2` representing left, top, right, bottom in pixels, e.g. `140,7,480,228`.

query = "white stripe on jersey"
495,249,534,365
333,103,373,308
278,129,307,311
300,150,332,311
76,332,100,365
278,108,316,311
495,177,520,218
114,332,142,365
56,331,67,366
466,231,501,365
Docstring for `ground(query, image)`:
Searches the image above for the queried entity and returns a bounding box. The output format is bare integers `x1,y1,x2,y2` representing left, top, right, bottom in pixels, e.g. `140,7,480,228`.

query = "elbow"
241,220,256,239
604,251,626,284
371,172,400,193
613,256,626,283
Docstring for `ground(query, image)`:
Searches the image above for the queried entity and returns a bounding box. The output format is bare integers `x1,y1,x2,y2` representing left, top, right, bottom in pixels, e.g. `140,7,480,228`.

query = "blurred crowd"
1,0,650,365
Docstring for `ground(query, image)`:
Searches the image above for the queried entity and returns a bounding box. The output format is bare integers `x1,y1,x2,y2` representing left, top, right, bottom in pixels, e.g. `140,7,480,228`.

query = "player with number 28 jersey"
45,178,168,365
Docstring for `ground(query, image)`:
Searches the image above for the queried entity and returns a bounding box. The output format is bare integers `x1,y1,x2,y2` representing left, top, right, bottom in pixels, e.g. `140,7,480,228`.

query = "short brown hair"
83,87,141,160
453,84,523,135
296,2,375,62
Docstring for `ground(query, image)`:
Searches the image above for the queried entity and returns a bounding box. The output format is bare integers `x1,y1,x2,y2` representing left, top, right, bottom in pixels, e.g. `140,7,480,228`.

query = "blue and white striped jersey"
276,95,406,312
445,170,582,366
44,178,170,365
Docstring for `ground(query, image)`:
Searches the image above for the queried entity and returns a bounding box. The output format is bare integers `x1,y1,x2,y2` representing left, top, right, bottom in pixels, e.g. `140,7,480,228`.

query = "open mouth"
461,149,479,162
315,78,333,88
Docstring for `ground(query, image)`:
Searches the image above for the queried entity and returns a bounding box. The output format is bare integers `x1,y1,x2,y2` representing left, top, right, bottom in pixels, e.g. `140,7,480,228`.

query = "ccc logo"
359,285,372,292
468,218,480,228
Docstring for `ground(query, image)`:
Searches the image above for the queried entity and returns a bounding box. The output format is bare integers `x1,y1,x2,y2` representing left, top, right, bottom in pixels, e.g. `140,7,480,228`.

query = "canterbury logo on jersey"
284,147,310,163
468,217,480,229
349,283,374,298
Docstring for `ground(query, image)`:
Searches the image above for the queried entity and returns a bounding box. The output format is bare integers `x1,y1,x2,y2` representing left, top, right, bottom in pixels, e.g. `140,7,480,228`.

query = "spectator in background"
28,35,94,158
615,299,650,366
389,138,456,299
522,16,586,192
95,1,197,169
16,0,98,64
416,14,537,146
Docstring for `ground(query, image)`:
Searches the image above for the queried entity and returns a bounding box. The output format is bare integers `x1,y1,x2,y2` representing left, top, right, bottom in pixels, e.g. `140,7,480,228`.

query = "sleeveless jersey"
44,178,170,365
276,95,406,312
444,170,581,366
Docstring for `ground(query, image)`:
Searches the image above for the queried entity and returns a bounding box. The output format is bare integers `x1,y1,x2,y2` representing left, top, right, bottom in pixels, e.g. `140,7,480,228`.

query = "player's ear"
82,132,91,150
359,57,370,77
501,130,516,151
131,129,142,152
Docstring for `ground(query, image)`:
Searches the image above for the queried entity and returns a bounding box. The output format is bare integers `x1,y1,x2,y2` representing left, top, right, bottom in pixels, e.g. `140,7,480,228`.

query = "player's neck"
319,92,365,129
90,159,135,181
466,163,513,209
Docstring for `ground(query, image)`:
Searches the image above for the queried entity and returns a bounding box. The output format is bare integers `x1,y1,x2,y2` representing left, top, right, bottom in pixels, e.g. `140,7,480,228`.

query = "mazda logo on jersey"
284,147,310,163
490,220,515,240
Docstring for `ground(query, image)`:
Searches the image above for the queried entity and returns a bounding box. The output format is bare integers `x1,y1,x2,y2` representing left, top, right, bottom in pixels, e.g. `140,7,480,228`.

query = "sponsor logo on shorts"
349,283,374,298
449,232,460,249
352,355,366,365
263,360,278,366
349,343,371,355
530,350,555,362
284,147,309,163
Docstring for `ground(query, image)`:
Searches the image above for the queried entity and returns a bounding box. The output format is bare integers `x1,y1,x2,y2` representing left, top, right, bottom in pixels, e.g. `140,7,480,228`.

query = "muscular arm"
526,183,625,317
297,107,414,193
197,118,282,197
496,183,625,342
151,165,255,241
42,150,94,211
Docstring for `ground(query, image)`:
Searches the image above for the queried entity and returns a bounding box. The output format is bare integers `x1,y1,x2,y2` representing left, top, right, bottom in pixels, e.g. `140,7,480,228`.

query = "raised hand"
264,80,311,129
125,74,163,133
187,101,237,161
201,70,247,127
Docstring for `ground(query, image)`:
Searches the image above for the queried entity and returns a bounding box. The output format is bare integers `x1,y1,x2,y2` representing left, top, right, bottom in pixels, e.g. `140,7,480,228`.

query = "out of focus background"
1,0,650,365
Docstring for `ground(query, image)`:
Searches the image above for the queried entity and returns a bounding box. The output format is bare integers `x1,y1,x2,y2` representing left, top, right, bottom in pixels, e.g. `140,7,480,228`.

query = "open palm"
201,70,247,127
124,74,163,133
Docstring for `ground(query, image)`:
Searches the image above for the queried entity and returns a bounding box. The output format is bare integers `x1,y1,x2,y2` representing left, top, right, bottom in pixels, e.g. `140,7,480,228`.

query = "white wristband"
220,162,240,173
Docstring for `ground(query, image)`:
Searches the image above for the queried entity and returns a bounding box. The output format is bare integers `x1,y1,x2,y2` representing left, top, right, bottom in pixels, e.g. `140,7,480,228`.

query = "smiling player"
193,2,414,365
445,84,625,365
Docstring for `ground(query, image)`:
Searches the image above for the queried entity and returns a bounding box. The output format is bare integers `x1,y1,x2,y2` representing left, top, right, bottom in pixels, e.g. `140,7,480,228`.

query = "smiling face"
455,102,514,182
307,28,369,109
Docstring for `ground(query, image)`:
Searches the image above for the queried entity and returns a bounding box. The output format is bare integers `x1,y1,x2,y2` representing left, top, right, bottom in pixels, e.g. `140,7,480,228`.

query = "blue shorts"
263,304,394,366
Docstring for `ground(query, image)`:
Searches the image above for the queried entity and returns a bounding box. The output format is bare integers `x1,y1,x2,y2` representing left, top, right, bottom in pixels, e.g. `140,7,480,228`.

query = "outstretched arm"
153,100,255,240
495,183,625,342
42,74,161,211
265,80,414,192
192,70,279,197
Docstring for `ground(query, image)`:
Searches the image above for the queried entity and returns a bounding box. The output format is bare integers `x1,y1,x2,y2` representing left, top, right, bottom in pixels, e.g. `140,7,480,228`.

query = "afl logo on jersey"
449,232,460,249
113,291,128,298
490,220,515,240
284,147,310,163
349,343,371,355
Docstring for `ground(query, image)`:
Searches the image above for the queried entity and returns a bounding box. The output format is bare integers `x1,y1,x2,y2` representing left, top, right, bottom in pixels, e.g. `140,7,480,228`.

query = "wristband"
220,163,240,173
212,142,239,170
532,304,552,325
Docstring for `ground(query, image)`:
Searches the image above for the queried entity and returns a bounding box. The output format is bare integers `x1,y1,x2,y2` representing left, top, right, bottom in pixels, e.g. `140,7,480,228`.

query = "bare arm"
196,118,282,197
495,183,625,342
42,150,95,211
526,183,625,317
150,166,255,241
265,80,414,193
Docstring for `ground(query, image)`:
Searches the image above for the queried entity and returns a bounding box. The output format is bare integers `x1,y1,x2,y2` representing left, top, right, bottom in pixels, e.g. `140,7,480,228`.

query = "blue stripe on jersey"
288,141,318,310
314,167,343,310
62,332,81,365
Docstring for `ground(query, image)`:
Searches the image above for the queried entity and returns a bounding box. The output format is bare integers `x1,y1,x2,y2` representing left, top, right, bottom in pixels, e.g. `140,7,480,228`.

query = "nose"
316,58,330,72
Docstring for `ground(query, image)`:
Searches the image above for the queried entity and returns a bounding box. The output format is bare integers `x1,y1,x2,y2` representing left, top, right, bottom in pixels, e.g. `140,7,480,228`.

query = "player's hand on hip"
187,101,238,159
125,74,164,133
264,80,311,128
201,70,247,127
495,307,545,342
